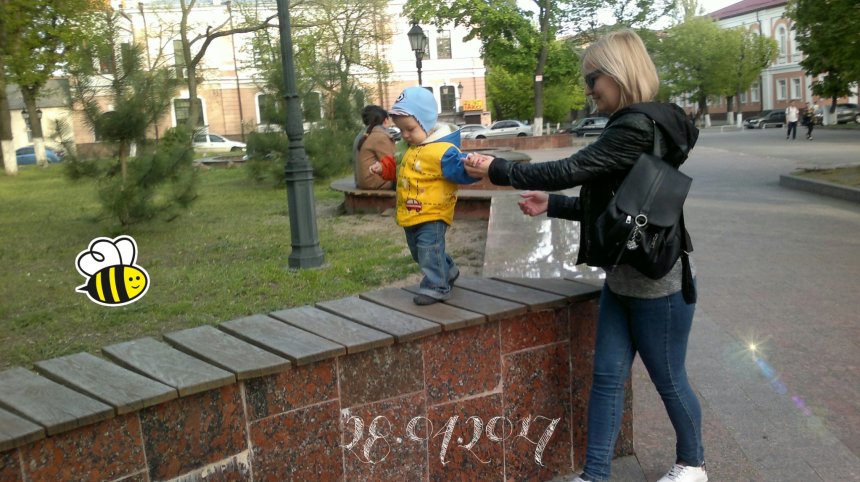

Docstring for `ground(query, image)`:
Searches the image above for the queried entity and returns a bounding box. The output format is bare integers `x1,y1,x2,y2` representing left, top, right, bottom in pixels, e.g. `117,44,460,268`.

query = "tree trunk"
726,95,735,126
21,88,47,167
532,0,552,137
0,52,17,175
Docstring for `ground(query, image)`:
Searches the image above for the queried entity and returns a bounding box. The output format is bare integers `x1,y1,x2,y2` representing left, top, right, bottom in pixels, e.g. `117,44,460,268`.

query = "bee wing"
114,236,138,265
77,238,122,276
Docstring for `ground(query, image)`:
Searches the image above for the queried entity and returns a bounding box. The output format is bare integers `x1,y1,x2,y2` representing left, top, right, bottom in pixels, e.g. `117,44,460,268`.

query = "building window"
436,30,452,60
777,26,787,61
173,40,186,80
173,98,204,127
777,80,787,100
440,85,455,112
739,92,747,104
791,78,801,99
303,92,322,122
257,93,282,125
751,82,760,102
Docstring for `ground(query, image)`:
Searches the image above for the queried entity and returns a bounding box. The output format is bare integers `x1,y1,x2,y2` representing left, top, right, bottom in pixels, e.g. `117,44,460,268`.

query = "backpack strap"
680,213,696,304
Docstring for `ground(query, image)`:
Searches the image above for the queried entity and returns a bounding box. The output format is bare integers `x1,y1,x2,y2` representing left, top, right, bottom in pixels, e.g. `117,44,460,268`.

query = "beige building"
8,0,489,156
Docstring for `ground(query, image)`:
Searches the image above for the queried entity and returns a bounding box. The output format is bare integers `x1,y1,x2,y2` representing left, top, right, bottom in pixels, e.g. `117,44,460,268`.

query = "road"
521,126,860,480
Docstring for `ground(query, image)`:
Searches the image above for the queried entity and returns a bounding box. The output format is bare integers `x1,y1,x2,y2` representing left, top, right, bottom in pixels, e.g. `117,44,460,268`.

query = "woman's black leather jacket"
486,102,697,267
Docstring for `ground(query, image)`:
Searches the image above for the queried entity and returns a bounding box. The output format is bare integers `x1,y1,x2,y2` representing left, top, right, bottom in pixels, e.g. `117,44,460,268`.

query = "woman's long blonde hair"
582,30,659,111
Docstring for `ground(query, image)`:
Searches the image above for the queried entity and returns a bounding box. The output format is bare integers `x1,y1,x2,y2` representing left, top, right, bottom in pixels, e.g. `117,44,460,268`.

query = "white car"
192,133,246,153
462,120,532,139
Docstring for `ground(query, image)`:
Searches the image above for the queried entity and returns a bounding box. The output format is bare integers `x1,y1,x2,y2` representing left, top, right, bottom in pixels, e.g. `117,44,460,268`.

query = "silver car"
463,120,532,139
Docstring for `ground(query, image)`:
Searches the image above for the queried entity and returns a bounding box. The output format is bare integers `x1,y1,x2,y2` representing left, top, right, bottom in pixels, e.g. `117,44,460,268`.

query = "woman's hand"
518,191,549,217
464,153,494,178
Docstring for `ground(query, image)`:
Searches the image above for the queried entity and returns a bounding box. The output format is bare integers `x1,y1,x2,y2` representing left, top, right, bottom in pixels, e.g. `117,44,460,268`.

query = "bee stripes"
78,265,148,306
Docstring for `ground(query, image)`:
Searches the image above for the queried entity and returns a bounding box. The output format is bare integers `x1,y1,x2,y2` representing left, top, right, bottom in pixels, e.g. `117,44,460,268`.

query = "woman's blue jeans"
581,284,704,482
403,221,457,299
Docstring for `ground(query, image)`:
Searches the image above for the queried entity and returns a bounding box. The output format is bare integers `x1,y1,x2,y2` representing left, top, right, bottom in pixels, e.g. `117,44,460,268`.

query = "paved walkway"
481,139,860,481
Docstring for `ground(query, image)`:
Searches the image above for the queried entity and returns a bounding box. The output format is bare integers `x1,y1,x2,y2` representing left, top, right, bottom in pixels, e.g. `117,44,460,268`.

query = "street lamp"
21,108,42,126
457,82,464,110
275,0,324,268
407,23,428,86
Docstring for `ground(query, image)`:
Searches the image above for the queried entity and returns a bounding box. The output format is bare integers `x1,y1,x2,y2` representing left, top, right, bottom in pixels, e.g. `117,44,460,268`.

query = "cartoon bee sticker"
75,236,150,307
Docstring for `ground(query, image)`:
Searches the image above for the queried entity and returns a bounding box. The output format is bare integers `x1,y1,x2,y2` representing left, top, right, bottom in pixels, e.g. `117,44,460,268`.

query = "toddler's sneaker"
657,463,708,482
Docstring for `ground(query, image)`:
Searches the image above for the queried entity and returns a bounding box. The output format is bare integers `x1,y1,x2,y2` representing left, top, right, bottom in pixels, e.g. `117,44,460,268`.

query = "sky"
697,0,740,15
517,0,742,19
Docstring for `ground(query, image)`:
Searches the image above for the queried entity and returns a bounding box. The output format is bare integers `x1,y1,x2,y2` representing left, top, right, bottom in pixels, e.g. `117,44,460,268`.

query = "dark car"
834,103,859,124
744,110,786,129
15,146,64,165
567,117,609,137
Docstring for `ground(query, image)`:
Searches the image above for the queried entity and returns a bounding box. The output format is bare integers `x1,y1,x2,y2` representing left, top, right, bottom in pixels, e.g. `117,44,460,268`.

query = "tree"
787,0,860,112
69,10,179,179
724,28,777,123
0,3,14,175
657,16,739,123
0,0,96,168
175,0,278,130
403,0,674,133
245,0,394,179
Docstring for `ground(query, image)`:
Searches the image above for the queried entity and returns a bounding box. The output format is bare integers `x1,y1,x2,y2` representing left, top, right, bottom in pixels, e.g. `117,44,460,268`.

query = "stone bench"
330,177,502,220
0,276,632,482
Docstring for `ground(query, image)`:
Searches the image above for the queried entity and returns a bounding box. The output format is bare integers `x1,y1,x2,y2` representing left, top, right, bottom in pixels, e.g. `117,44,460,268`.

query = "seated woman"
353,105,395,190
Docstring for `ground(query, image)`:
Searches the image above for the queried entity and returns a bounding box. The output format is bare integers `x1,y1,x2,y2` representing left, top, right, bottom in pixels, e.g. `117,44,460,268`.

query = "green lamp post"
276,0,324,268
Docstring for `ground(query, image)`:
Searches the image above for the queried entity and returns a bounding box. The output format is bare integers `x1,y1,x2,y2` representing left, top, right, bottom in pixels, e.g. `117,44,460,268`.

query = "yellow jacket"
396,124,478,227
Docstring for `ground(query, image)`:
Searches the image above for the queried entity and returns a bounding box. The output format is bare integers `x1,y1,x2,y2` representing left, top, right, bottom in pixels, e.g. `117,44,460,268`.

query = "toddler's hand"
369,161,382,176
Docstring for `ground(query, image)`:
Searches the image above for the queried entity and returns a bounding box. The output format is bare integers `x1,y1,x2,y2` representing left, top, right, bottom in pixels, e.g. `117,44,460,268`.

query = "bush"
68,126,199,227
244,123,355,185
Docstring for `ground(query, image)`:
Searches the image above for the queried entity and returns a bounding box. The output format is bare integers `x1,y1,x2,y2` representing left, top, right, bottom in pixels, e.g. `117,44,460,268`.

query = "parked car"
567,116,609,137
834,103,860,124
15,146,64,165
387,126,402,141
192,133,246,153
458,124,486,136
462,120,532,139
744,110,786,129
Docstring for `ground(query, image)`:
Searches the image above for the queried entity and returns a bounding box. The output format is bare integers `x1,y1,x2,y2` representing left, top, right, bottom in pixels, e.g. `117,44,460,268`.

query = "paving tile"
339,342,424,408
360,287,484,330
427,394,505,482
424,322,502,406
270,306,393,354
0,406,43,452
220,314,345,366
19,415,145,482
249,400,342,482
342,392,427,481
503,343,573,481
139,385,246,481
243,359,337,422
316,296,441,343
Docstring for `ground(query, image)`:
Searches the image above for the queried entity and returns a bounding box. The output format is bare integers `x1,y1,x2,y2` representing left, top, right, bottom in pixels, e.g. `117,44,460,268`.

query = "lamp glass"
407,24,425,52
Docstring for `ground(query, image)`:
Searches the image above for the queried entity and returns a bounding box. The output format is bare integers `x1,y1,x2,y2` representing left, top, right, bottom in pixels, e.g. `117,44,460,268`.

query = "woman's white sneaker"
656,463,708,482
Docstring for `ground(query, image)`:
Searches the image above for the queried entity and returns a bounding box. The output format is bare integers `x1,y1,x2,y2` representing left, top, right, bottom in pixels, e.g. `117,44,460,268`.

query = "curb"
779,173,860,203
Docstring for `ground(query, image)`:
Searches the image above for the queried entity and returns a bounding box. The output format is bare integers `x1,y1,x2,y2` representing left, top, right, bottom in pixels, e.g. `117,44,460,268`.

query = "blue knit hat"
390,87,438,134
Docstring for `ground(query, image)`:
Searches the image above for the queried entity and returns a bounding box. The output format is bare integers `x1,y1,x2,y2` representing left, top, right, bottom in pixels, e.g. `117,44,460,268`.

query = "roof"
709,0,788,20
4,79,72,110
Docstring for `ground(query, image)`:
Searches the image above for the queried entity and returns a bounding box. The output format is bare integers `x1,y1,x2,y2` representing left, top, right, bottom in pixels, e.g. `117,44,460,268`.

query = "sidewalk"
481,145,860,481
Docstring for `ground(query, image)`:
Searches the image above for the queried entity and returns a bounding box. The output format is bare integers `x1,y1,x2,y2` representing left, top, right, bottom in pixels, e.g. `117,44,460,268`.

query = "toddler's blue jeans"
404,220,458,300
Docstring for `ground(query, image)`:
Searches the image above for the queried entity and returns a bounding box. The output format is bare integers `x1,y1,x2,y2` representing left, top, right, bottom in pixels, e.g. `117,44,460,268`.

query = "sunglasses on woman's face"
584,70,604,90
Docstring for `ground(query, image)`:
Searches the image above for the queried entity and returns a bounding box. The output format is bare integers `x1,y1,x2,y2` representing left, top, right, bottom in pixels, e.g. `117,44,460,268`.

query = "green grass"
0,165,417,369
794,165,860,188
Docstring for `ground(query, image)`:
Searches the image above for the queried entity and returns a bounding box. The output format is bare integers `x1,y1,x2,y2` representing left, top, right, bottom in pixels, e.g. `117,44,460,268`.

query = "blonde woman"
466,30,706,482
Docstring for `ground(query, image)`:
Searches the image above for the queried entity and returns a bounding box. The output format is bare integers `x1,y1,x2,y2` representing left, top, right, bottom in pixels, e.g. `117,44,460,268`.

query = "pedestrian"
465,30,707,482
369,86,479,305
785,101,799,140
353,105,395,190
802,102,815,140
